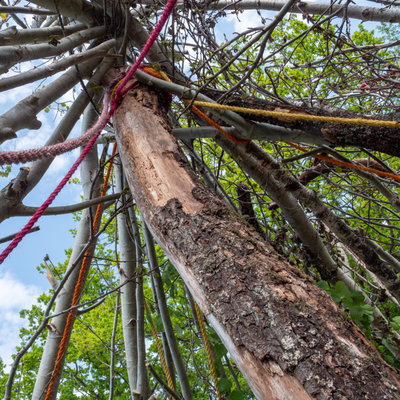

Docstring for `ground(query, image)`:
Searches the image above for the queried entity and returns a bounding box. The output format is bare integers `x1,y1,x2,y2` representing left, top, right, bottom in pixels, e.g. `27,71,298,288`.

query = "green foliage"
0,166,11,178
218,377,232,393
317,281,374,331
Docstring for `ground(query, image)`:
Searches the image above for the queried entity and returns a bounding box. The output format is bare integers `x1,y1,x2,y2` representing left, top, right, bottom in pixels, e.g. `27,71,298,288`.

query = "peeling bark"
114,83,400,400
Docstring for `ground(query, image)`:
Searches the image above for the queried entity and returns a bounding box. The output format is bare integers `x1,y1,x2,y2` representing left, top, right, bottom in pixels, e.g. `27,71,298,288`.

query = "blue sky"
0,0,384,369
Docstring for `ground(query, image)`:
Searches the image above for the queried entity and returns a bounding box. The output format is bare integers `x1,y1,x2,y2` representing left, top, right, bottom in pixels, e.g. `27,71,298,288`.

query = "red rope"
0,0,177,265
0,93,110,165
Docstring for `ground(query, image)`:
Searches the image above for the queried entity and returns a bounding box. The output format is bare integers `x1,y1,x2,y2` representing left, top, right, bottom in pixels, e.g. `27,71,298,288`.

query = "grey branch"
0,225,40,244
0,23,86,46
28,0,99,26
0,6,55,15
146,362,182,400
0,38,116,92
0,25,106,73
206,0,400,23
12,192,121,216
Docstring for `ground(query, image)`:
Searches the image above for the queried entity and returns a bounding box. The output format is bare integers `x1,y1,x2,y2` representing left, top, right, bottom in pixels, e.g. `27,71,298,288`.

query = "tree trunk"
114,82,400,400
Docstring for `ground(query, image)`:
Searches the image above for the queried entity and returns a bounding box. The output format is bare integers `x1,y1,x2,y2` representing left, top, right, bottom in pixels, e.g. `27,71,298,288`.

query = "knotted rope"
194,300,222,400
144,298,175,391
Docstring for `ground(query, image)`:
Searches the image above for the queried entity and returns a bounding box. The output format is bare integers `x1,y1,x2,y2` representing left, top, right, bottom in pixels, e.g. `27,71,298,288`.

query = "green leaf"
335,281,350,296
350,291,365,306
174,323,183,336
154,314,165,333
213,343,228,359
316,280,328,290
218,378,232,394
208,330,221,343
230,390,245,400
385,354,394,365
390,316,400,331
44,108,50,113
360,304,374,315
349,305,364,319
329,292,342,303
193,334,202,346
214,360,222,377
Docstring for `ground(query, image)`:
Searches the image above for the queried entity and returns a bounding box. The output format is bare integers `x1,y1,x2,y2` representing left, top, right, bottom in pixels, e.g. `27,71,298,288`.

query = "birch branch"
0,225,40,244
0,38,116,92
13,192,121,216
0,25,106,73
0,6,55,15
0,24,86,46
206,0,400,23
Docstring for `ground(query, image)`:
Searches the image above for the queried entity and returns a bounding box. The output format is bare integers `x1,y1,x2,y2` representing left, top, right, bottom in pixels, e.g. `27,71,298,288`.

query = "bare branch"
0,25,106,73
0,23,86,46
0,225,40,244
0,38,116,92
206,0,400,23
13,192,121,216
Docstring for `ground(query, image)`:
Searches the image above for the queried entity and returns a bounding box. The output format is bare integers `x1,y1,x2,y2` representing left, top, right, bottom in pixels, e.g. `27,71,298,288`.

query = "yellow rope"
144,298,175,391
143,67,400,129
193,300,222,400
111,79,123,100
192,101,400,128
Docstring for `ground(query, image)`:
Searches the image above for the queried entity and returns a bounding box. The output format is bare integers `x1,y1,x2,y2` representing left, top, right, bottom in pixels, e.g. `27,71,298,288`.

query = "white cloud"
0,272,41,370
225,9,274,34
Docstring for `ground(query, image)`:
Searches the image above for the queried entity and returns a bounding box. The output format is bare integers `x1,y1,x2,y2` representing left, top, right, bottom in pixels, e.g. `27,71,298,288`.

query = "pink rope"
0,0,177,265
0,93,111,166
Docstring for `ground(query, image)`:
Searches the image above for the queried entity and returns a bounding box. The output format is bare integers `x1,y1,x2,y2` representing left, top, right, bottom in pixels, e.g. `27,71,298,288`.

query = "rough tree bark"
113,82,400,400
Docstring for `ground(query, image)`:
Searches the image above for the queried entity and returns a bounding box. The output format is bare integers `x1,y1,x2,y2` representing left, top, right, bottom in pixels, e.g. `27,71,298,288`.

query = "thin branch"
13,192,122,216
0,226,40,244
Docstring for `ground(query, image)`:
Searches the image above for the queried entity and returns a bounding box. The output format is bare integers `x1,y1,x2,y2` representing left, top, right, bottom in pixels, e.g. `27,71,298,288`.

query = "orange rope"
189,103,251,143
286,142,400,182
141,66,250,144
45,141,118,399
